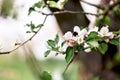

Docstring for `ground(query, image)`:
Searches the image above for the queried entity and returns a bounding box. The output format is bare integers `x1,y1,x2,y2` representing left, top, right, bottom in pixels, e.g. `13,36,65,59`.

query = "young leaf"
87,40,99,48
47,40,55,48
86,32,100,41
54,34,59,44
36,24,43,28
34,1,46,8
88,32,98,38
110,38,120,45
30,21,36,31
44,50,51,57
76,45,83,52
41,71,52,80
57,0,68,9
65,47,74,63
61,40,66,47
47,1,59,9
98,43,108,54
28,7,35,15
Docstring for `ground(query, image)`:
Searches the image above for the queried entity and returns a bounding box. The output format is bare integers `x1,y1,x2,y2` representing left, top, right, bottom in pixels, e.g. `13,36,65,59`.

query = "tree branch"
36,10,101,17
0,0,119,55
0,15,48,54
63,53,77,74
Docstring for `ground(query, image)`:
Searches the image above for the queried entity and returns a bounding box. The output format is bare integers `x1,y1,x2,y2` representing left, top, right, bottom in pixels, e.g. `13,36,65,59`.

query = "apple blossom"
78,28,87,37
73,26,80,34
77,36,84,44
98,26,114,39
106,32,114,39
68,39,75,47
63,31,72,40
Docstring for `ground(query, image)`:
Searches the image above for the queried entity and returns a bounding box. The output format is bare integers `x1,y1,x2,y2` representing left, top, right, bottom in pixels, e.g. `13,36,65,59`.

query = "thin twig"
36,10,101,17
0,15,48,54
63,53,78,74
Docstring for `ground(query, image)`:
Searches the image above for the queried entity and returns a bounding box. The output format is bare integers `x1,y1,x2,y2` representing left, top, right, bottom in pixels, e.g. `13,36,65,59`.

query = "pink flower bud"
68,39,75,47
105,39,109,43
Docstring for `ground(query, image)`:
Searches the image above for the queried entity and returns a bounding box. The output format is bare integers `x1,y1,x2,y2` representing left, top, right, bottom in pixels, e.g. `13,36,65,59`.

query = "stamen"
73,32,78,36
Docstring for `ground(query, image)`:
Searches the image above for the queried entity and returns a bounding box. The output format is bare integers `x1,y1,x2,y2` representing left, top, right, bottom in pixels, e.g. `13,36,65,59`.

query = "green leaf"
36,24,43,28
28,7,35,15
44,50,51,57
61,40,66,47
47,40,55,48
30,21,36,31
65,47,74,63
110,38,120,45
54,34,59,44
76,45,83,52
28,1,46,15
34,1,46,8
98,43,108,54
47,1,59,9
41,71,52,80
86,32,100,41
87,40,99,48
26,21,36,31
88,32,98,38
57,0,68,9
104,16,111,25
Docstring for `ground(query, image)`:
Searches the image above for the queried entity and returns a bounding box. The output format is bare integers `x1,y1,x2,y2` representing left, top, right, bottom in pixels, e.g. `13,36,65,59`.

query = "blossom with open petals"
68,39,75,47
99,26,109,37
78,28,87,37
63,31,72,40
73,26,80,34
77,36,84,44
106,32,114,39
99,26,114,39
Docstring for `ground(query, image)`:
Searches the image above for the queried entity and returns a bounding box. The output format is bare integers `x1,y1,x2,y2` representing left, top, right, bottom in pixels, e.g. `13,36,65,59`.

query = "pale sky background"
0,0,100,60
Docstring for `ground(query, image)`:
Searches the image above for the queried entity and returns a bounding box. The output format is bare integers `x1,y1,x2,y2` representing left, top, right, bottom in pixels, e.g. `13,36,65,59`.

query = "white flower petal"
79,29,87,37
100,26,109,36
84,48,91,53
63,31,72,40
106,32,114,39
98,32,104,37
106,32,113,36
73,26,80,33
84,43,90,48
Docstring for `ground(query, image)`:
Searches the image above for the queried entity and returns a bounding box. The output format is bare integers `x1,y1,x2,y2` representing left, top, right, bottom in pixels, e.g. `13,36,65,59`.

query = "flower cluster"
63,26,115,53
45,25,119,63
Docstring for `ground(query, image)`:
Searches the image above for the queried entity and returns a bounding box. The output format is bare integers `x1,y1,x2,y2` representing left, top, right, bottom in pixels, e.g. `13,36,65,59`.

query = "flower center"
73,32,78,36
